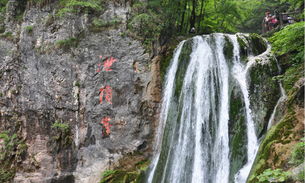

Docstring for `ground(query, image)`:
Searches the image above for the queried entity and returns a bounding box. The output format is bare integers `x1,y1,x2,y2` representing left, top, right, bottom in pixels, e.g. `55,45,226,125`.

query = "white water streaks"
147,40,185,183
147,34,272,183
229,35,259,183
267,58,287,130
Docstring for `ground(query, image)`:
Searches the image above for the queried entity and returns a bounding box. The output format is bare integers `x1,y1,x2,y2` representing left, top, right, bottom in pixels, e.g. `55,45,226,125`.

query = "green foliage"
257,168,291,183
248,109,296,183
0,0,8,13
50,121,72,150
57,0,102,16
273,64,304,91
269,22,304,63
101,170,117,179
0,168,15,183
281,0,304,10
0,131,27,182
51,121,70,133
90,17,122,32
25,25,34,33
0,31,13,40
129,11,162,46
56,37,79,51
290,138,305,165
99,159,150,183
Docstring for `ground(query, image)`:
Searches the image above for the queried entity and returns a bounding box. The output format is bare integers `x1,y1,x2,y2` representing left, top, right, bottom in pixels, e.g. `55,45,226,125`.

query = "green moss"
89,17,122,32
0,32,14,41
248,110,296,183
57,0,103,17
237,35,249,63
290,138,305,165
0,168,15,182
25,25,34,34
50,121,72,150
160,50,174,82
248,59,281,135
56,37,79,51
51,121,70,133
269,22,304,63
99,160,150,183
246,33,267,56
223,35,233,60
229,90,247,182
173,40,192,97
0,0,8,13
280,63,304,92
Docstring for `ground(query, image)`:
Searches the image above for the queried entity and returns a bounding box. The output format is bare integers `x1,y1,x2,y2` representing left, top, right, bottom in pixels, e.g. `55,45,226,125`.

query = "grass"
25,25,34,34
56,0,103,17
90,17,122,32
55,37,79,51
0,31,14,41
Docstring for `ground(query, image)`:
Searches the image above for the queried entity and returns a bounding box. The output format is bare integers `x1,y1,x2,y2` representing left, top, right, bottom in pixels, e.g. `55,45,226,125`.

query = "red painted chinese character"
100,117,112,135
103,57,117,71
99,86,112,104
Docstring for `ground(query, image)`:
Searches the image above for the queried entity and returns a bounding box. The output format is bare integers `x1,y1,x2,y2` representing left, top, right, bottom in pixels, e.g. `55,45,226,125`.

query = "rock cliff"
0,0,161,182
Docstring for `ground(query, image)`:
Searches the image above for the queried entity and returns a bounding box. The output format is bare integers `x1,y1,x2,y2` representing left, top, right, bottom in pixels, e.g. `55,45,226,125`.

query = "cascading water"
267,59,287,130
146,34,267,183
230,36,259,183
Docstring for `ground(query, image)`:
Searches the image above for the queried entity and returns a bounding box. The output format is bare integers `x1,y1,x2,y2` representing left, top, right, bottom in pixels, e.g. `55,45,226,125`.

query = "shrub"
128,11,162,46
0,131,27,182
101,170,117,178
0,0,8,13
257,168,291,183
51,121,70,133
290,138,305,165
90,17,122,32
57,0,102,16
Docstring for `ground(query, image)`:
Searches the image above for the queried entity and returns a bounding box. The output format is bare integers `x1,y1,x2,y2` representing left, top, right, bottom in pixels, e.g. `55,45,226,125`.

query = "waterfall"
229,36,259,183
146,34,261,183
147,40,186,183
267,59,287,130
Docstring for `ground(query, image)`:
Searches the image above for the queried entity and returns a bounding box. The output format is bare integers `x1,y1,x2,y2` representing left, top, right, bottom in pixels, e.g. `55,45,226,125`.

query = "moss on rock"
228,86,248,182
247,33,267,56
173,39,192,97
99,159,150,183
248,58,281,138
248,81,304,183
223,35,234,61
236,35,249,63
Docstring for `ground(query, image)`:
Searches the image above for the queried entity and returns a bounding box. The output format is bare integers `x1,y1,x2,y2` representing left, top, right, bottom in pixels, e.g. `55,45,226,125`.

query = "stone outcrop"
0,0,161,182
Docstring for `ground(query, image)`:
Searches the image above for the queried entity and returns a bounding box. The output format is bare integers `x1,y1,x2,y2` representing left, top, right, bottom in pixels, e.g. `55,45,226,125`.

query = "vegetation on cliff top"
248,20,304,183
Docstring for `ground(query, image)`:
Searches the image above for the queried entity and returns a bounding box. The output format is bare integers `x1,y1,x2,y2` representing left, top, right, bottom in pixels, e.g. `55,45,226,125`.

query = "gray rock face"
0,1,160,182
